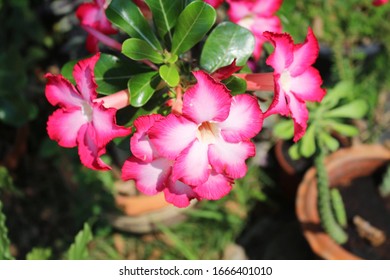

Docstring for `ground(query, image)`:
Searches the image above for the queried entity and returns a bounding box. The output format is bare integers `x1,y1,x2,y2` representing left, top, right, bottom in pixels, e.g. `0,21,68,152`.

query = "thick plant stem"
315,150,348,244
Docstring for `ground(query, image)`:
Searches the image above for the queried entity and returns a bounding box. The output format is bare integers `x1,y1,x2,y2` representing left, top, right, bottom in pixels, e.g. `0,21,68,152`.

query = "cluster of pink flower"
122,71,263,207
45,0,327,206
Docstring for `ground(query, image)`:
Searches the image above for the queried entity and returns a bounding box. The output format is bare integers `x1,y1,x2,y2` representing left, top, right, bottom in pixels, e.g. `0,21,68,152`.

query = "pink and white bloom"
45,53,131,170
122,71,263,207
227,0,283,60
263,28,326,142
149,71,263,198
122,114,198,207
76,0,121,53
373,0,388,6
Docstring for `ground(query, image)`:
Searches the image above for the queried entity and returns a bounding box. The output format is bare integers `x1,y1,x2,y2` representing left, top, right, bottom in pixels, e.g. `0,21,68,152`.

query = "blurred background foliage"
0,0,389,260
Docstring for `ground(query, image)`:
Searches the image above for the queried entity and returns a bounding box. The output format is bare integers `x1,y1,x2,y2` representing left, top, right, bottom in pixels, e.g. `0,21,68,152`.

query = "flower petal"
72,53,100,101
47,108,88,148
287,94,309,142
290,67,326,102
130,114,164,162
192,171,233,200
264,78,290,117
91,102,131,149
121,157,172,195
86,34,100,53
253,0,283,16
209,139,255,179
77,123,111,170
172,140,210,186
182,71,232,124
164,179,198,208
227,0,252,23
263,31,294,73
45,74,83,108
219,94,263,142
289,28,320,76
149,114,198,159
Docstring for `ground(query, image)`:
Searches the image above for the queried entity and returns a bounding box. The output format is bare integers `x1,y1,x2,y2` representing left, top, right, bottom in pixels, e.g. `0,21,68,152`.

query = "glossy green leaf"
200,22,255,73
273,119,294,140
61,54,150,95
323,99,368,119
67,223,93,260
106,0,162,50
129,71,161,107
222,76,247,95
327,121,359,137
144,0,182,42
60,60,77,83
159,64,180,87
122,38,164,64
95,54,151,95
300,125,316,158
171,1,216,55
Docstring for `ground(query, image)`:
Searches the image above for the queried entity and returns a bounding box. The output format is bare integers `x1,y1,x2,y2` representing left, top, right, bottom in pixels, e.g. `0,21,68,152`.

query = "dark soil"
338,170,390,259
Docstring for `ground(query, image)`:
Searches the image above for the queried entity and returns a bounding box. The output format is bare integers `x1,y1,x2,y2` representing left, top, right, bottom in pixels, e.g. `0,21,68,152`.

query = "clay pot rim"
296,144,390,260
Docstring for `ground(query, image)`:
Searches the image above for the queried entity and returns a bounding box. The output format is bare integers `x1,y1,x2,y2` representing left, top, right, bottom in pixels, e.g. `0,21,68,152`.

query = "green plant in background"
0,0,50,126
274,80,368,244
274,81,368,160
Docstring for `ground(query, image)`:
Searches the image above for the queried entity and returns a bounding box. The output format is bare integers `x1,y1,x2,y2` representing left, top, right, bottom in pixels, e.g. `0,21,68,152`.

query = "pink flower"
227,0,283,60
45,53,131,170
76,0,121,53
122,71,263,206
122,114,199,207
151,71,262,196
204,0,225,8
373,0,388,6
263,28,326,142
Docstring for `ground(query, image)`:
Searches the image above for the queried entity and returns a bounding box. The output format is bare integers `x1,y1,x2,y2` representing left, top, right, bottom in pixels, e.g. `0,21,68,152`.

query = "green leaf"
106,0,162,50
273,119,294,140
122,38,164,64
159,64,180,87
60,60,77,83
327,121,359,137
323,99,368,119
288,142,300,160
200,22,255,73
321,80,353,108
61,54,150,95
320,132,340,152
300,125,316,158
66,223,93,260
26,248,52,260
171,1,216,55
95,54,150,95
144,0,182,42
222,76,247,95
330,188,347,228
128,72,161,107
0,200,13,260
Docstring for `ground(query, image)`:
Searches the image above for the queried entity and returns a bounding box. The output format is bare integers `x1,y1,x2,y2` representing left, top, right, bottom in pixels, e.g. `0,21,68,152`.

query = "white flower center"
81,101,93,122
238,15,254,30
196,121,219,145
280,70,292,92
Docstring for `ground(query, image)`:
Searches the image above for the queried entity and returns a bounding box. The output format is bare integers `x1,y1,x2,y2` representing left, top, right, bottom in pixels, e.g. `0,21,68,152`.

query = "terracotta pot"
107,180,195,234
296,144,390,260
